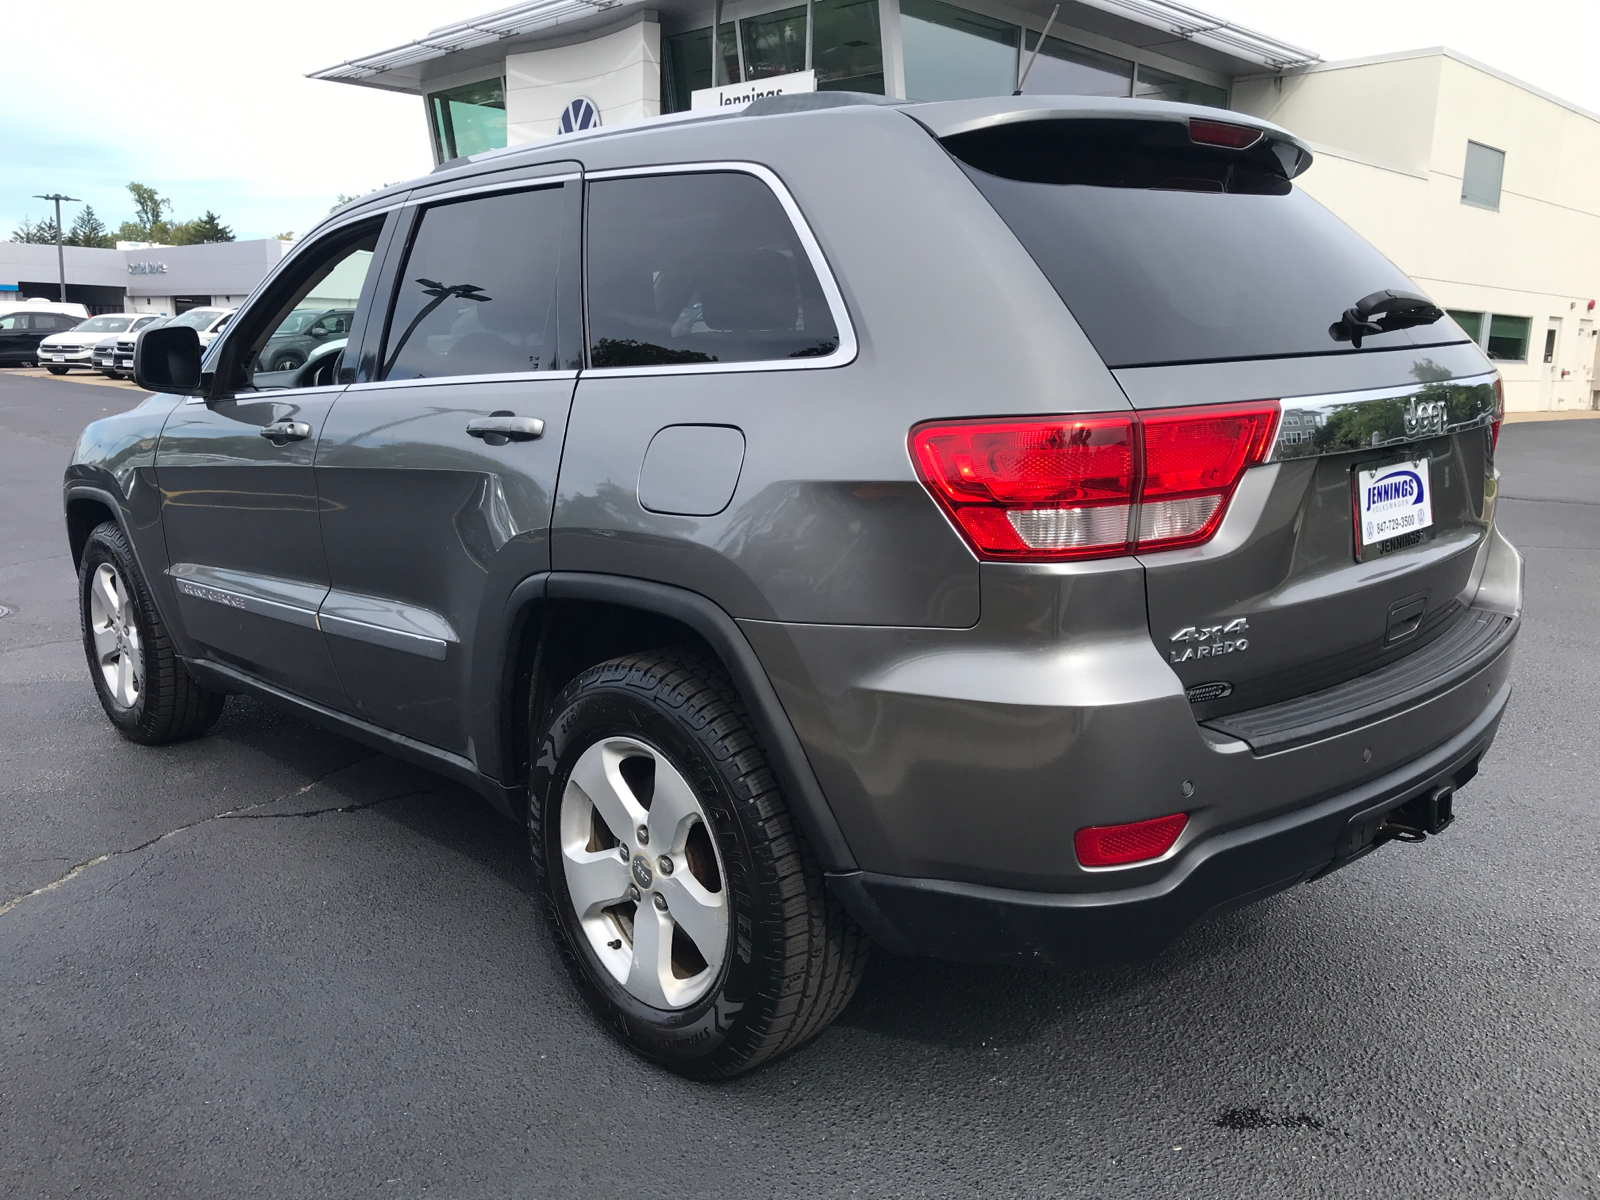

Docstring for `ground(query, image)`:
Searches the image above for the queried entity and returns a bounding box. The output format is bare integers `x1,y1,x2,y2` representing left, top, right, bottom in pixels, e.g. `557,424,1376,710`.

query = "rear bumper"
829,675,1509,966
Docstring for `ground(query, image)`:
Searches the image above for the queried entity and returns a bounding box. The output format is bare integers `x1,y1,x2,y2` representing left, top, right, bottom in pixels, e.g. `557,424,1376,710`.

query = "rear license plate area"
1353,455,1433,562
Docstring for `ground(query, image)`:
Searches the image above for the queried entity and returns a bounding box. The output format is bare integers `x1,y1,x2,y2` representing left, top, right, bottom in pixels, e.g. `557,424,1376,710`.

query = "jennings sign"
691,69,816,112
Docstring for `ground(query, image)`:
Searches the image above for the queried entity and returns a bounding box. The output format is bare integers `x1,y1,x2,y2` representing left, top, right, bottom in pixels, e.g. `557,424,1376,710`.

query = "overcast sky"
5,0,1598,243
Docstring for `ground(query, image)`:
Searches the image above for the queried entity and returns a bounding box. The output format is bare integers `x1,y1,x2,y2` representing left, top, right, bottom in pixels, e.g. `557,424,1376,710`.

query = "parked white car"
169,307,237,349
38,313,162,375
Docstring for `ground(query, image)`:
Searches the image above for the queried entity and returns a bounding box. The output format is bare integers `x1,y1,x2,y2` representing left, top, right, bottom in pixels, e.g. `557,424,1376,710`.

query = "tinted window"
950,120,1456,368
383,187,565,380
586,172,839,367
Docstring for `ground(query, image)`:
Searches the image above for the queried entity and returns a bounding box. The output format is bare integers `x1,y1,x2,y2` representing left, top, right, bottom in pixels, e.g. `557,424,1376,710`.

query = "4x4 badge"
1168,617,1249,663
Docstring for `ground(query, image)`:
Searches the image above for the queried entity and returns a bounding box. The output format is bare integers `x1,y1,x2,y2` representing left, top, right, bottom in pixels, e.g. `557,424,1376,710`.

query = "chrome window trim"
182,382,347,405
406,171,580,206
1267,371,1499,462
580,161,859,378
346,369,579,394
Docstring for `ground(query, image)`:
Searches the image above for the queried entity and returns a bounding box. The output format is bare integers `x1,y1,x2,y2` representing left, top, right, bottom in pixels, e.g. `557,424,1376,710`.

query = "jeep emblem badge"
631,854,654,890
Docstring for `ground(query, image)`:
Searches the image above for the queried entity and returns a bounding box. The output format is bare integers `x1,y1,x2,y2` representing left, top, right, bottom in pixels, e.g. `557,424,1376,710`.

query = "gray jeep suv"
65,94,1521,1078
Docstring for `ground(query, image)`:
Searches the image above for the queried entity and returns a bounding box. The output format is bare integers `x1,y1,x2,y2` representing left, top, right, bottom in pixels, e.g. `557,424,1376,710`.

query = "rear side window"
383,186,566,380
585,172,839,368
948,119,1458,368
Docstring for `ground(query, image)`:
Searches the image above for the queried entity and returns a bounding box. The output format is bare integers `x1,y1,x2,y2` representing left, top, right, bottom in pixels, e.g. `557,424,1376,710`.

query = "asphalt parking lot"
1,368,1597,1200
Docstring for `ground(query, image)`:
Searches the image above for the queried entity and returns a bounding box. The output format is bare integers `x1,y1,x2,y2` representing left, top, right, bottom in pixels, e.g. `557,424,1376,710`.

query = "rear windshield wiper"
1329,289,1443,348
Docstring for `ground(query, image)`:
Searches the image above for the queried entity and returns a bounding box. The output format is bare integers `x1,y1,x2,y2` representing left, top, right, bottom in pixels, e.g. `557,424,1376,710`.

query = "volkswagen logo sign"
558,97,600,135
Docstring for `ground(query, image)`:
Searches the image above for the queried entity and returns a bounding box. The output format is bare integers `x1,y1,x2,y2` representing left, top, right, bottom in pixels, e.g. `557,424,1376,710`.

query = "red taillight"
1075,812,1188,868
1188,118,1264,150
910,416,1135,558
911,402,1278,561
1138,403,1279,551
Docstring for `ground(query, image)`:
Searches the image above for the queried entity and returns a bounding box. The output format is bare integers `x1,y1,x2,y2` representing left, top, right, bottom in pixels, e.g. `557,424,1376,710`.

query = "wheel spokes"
114,649,135,707
567,741,648,846
626,901,675,1009
563,846,632,919
657,872,728,968
91,565,120,624
646,765,703,855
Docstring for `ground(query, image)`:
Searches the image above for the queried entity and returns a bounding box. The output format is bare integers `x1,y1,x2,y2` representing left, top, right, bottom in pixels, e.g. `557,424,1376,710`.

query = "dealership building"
0,238,288,317
309,0,1600,412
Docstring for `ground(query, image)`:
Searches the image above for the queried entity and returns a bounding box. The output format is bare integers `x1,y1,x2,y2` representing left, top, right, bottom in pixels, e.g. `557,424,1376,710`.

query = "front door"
314,176,582,756
154,219,388,708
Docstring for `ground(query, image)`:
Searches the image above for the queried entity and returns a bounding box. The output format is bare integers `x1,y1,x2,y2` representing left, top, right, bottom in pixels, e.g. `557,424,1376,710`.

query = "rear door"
950,115,1500,721
313,169,583,754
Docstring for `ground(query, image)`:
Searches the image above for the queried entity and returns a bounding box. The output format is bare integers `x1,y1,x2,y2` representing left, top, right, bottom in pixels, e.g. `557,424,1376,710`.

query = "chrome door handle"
466,414,544,442
260,419,312,442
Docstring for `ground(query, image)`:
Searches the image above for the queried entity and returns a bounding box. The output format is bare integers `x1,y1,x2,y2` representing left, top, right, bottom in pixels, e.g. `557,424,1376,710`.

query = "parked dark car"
256,306,355,373
0,309,83,366
67,95,1520,1079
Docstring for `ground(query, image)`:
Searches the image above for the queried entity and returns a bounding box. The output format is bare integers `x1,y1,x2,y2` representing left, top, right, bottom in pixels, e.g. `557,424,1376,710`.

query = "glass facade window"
1132,63,1228,109
901,0,1018,102
812,0,883,93
663,25,742,112
428,78,507,162
1020,34,1132,97
1486,314,1531,362
663,0,882,113
1462,140,1505,210
742,5,808,79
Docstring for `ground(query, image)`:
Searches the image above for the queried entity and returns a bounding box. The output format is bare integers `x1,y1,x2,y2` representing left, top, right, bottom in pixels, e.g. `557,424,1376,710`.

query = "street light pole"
32,193,81,303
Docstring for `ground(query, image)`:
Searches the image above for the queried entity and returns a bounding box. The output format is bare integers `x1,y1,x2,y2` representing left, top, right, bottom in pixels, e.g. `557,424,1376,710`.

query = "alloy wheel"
87,562,142,708
559,736,729,1009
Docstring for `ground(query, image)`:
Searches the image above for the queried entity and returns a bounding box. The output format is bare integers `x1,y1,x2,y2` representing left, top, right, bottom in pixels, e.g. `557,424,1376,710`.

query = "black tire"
78,521,225,744
270,352,305,372
46,365,69,375
529,650,867,1078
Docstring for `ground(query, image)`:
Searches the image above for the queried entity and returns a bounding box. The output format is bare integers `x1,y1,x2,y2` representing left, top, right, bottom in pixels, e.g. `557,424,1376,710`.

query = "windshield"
170,309,223,330
950,120,1462,368
75,316,134,333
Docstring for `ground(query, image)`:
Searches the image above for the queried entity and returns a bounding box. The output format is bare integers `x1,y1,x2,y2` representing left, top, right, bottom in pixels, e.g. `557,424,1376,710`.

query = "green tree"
65,206,115,248
118,182,173,242
275,230,295,242
10,216,61,244
168,210,234,245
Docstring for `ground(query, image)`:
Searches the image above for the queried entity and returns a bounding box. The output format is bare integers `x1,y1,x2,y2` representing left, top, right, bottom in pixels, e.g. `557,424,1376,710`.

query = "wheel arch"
488,572,858,873
65,486,123,569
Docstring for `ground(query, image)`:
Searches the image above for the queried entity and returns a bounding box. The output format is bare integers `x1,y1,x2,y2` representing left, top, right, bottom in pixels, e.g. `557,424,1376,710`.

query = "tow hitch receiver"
1380,786,1455,841
1331,784,1458,871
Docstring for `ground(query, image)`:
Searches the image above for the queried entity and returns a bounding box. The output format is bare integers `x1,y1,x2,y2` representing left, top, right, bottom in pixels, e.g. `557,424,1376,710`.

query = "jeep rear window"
946,119,1463,368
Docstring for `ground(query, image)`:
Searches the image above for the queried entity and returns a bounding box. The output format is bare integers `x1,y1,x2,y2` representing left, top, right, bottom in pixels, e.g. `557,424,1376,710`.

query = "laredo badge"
1169,617,1249,664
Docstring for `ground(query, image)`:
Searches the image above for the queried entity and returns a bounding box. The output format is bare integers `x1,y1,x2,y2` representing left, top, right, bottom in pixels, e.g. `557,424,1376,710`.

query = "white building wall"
1236,50,1600,412
505,17,661,143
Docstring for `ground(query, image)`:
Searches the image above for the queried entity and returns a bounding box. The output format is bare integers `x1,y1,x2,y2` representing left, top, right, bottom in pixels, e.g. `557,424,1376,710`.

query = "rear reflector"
1075,812,1188,868
910,402,1278,561
1188,118,1264,150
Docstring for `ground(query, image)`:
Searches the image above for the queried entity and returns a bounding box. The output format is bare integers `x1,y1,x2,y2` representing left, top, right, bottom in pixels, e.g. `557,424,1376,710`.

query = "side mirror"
309,324,329,338
133,325,205,394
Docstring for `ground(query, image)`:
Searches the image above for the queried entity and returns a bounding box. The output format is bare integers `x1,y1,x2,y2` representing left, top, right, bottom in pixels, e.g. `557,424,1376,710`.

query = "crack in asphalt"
0,754,387,920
